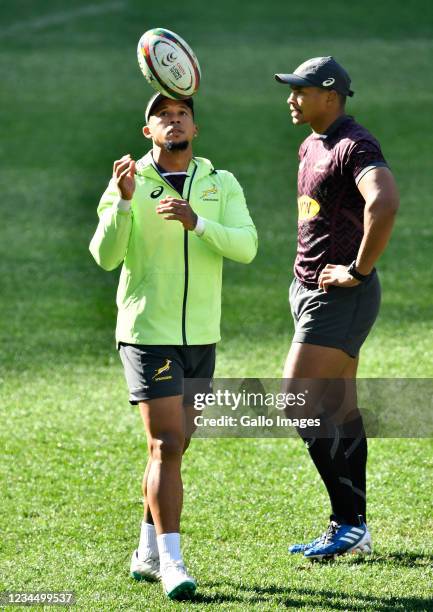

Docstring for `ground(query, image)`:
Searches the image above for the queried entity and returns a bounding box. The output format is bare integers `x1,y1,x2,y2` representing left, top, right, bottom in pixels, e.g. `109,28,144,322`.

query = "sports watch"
347,260,371,282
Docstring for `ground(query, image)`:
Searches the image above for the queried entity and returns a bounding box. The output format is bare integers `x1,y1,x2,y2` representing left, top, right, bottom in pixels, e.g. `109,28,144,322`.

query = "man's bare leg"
140,402,197,524
284,342,362,526
133,399,198,586
285,342,372,559
136,395,197,595
284,342,352,378
141,459,153,523
139,396,185,534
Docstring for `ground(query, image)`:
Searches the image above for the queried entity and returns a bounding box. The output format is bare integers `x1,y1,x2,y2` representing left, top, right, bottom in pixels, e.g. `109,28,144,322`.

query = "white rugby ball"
137,28,201,99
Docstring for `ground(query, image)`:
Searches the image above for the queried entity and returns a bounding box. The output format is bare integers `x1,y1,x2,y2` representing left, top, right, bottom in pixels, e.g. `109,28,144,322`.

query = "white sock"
157,533,183,570
137,521,158,559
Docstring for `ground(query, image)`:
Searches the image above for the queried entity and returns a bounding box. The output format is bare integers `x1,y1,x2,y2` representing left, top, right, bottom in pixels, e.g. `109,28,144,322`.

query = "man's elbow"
89,245,120,271
239,235,258,264
246,243,258,264
98,259,121,272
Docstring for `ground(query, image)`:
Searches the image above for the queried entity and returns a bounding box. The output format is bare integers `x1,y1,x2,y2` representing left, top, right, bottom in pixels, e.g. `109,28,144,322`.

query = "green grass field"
1,1,433,610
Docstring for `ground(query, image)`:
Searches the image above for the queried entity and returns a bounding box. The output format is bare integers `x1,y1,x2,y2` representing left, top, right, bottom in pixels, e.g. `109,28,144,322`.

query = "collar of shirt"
154,159,189,177
313,114,352,140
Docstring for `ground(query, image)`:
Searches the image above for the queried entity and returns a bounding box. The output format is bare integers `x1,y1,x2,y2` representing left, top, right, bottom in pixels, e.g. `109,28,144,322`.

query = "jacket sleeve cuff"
115,197,132,212
194,215,206,236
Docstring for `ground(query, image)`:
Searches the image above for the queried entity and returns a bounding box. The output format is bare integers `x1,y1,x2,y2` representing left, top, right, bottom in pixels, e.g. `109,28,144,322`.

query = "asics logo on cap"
322,78,336,86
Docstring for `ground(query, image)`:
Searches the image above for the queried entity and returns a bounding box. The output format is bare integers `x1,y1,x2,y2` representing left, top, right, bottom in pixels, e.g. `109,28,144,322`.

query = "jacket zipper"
182,164,197,345
150,160,198,345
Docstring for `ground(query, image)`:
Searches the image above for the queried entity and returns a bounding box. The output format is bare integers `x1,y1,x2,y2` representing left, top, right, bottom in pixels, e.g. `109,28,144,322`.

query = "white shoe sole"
131,569,161,582
165,579,196,600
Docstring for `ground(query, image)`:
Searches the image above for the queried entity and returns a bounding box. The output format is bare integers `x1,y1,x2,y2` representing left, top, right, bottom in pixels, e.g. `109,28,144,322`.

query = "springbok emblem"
152,359,172,380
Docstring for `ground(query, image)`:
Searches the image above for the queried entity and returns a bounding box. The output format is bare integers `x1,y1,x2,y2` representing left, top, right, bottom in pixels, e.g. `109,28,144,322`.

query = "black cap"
145,93,195,123
275,56,354,97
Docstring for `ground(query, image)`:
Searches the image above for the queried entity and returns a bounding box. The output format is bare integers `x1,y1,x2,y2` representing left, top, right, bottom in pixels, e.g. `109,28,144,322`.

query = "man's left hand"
156,197,198,231
318,264,360,292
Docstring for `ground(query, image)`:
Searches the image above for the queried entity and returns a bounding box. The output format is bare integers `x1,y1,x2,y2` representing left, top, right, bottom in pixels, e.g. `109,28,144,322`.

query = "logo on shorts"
298,195,321,221
152,359,173,381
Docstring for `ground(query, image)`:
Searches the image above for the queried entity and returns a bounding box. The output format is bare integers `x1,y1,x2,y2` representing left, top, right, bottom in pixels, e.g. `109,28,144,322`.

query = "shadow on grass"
349,550,433,568
187,558,433,610
292,551,433,570
189,586,432,610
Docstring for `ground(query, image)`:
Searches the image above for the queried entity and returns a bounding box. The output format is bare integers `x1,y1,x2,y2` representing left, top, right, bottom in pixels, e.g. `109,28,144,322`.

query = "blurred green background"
1,1,432,610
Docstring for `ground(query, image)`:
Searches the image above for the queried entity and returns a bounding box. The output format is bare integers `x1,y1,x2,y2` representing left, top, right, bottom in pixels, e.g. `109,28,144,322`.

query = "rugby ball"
137,28,201,100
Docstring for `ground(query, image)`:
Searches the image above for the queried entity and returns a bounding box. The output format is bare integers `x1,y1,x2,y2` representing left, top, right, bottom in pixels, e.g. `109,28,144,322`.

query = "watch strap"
347,260,369,282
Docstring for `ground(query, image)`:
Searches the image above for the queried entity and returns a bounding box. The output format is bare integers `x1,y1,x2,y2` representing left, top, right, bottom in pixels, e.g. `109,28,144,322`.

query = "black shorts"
289,271,381,358
118,343,216,404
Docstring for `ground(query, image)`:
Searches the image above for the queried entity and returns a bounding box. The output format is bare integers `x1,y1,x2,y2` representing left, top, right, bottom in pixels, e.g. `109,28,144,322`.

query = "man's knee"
150,433,184,462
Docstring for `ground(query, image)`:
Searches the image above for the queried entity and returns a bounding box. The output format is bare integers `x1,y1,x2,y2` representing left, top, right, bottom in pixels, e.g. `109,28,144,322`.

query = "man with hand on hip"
274,57,399,560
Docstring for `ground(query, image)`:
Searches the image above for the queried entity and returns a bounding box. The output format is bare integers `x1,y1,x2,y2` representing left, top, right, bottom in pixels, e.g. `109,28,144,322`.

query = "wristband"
194,215,206,236
116,197,132,212
347,260,370,282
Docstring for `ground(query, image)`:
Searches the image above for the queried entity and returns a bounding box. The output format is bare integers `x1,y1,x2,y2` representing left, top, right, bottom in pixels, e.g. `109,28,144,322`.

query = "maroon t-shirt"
295,115,387,286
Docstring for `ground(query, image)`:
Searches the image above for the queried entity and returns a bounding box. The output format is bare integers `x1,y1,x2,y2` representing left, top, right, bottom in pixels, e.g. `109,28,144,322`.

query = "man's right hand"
113,154,136,200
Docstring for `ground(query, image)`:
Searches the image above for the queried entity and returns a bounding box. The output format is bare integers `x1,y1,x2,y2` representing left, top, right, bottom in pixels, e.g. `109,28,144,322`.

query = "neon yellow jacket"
89,153,257,345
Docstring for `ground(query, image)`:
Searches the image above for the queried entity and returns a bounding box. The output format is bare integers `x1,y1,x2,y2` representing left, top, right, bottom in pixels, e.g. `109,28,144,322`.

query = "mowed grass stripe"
0,1,126,40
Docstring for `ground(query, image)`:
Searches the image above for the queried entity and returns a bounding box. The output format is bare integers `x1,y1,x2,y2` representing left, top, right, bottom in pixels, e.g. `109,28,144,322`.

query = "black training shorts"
118,343,216,404
289,271,381,358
